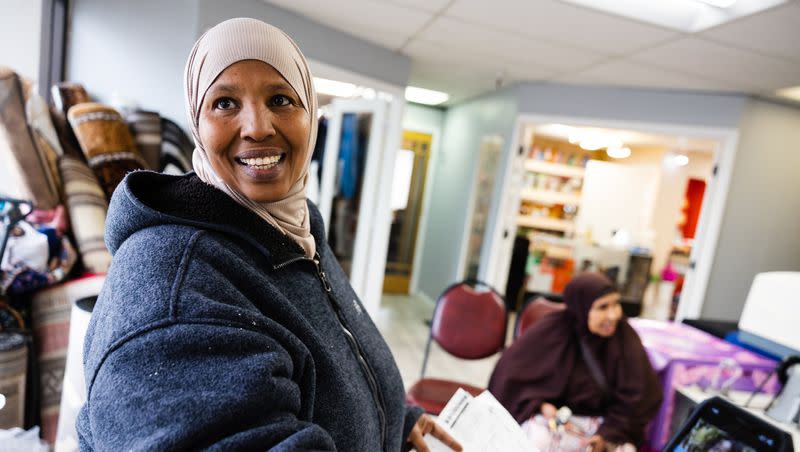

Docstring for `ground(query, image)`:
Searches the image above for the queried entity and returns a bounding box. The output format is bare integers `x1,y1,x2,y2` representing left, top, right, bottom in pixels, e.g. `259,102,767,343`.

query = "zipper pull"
313,254,332,293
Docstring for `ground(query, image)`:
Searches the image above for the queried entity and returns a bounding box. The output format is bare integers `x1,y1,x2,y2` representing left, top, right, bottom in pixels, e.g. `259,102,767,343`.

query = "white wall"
702,99,800,321
617,147,714,273
0,0,43,85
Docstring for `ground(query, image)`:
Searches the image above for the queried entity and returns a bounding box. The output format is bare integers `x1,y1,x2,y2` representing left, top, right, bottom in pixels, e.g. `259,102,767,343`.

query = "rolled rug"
0,67,61,209
0,333,28,430
160,117,193,173
125,110,162,170
51,82,89,117
27,94,64,200
67,103,146,200
58,155,112,274
50,82,90,161
31,274,106,446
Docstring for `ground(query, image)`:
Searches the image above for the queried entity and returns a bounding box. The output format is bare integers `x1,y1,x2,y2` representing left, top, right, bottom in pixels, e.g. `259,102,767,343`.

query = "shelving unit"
517,139,589,236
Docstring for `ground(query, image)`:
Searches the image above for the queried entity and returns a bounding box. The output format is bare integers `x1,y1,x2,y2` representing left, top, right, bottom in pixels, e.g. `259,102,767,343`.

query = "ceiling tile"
381,0,452,13
702,2,800,63
632,37,800,92
409,58,514,104
265,0,431,36
403,38,555,81
338,26,410,50
416,16,605,72
446,0,679,55
556,59,745,93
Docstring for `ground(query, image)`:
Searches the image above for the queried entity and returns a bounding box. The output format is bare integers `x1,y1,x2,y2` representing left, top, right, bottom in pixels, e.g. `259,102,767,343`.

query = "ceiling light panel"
560,0,788,32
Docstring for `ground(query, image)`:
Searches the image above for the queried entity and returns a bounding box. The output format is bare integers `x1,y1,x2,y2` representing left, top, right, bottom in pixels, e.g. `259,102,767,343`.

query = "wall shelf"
517,216,574,232
521,188,581,205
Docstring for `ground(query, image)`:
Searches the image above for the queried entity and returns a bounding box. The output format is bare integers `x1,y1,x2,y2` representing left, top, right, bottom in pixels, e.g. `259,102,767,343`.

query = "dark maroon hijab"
488,273,663,445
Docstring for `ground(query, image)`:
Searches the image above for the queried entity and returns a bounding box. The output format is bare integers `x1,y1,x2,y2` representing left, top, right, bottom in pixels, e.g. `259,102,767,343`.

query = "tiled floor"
373,293,507,391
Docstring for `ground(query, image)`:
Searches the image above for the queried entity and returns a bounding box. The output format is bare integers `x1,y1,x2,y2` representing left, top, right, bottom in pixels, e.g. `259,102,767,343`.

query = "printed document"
424,388,538,452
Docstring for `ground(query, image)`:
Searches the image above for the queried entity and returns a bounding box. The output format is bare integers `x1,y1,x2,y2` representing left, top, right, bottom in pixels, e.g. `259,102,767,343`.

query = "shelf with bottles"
517,200,578,233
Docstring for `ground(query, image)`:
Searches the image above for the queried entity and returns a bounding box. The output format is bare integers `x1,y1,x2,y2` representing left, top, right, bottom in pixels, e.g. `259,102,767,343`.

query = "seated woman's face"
198,60,310,202
587,292,623,337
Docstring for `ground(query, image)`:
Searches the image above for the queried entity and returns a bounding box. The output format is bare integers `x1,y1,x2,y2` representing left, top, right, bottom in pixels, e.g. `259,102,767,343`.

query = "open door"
383,130,432,294
315,98,390,311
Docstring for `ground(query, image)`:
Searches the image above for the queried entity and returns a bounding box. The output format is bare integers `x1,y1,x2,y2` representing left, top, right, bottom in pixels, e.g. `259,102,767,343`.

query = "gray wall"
66,0,411,130
416,87,519,300
66,0,198,128
1,0,43,84
517,83,746,128
196,0,410,87
701,99,800,321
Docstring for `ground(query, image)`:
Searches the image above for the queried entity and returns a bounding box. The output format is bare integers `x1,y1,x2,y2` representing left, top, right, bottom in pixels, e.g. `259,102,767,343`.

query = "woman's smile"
235,150,287,178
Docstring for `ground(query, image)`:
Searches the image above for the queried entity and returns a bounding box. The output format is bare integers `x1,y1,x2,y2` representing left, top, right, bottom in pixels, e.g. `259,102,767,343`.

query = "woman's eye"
270,95,292,107
213,97,236,110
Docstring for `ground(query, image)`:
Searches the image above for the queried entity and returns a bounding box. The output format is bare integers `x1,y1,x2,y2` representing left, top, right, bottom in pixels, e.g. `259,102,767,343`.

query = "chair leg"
420,332,433,380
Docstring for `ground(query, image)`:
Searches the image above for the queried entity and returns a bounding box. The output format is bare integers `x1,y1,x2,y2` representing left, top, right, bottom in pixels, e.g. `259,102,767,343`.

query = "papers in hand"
424,388,537,452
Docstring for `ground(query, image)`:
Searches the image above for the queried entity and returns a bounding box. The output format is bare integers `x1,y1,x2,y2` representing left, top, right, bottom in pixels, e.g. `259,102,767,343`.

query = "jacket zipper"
284,254,388,451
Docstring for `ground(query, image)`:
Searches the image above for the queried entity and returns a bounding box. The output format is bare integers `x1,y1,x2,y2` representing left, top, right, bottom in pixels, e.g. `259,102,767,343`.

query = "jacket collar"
119,171,324,268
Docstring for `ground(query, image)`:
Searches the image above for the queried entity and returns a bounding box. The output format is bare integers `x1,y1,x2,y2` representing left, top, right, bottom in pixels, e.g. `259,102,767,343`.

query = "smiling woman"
75,17,460,452
198,61,311,203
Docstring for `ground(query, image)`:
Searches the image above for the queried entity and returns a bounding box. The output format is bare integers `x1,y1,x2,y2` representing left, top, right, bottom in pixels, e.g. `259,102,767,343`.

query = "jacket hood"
105,171,322,266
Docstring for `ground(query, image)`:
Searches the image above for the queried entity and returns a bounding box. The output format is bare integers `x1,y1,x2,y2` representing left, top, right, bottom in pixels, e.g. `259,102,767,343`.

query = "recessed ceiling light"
561,0,786,33
405,86,449,105
607,147,632,159
674,154,690,166
693,0,736,7
314,77,357,98
776,86,800,102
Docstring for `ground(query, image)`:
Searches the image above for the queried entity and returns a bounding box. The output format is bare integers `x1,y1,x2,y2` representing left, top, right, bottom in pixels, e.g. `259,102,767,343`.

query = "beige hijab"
184,18,318,257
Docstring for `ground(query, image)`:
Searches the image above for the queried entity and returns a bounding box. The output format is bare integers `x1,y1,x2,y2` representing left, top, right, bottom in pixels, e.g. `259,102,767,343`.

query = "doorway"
482,115,739,321
383,130,432,294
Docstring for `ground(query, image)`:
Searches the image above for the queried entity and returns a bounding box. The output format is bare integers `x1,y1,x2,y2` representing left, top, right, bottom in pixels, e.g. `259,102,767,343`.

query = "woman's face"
587,292,623,337
198,60,310,202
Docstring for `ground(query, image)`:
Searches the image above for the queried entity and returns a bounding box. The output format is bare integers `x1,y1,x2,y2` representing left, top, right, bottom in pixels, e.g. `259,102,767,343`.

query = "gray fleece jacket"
76,171,422,451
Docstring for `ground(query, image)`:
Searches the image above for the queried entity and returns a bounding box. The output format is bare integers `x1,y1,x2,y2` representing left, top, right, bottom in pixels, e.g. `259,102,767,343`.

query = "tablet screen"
672,418,759,452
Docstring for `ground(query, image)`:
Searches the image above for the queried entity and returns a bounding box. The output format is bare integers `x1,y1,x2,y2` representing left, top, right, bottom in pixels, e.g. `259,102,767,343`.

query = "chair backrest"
514,296,565,339
430,280,507,360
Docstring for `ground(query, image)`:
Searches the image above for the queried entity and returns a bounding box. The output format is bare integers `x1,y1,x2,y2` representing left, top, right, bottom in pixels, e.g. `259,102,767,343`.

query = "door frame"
482,113,739,321
308,59,406,317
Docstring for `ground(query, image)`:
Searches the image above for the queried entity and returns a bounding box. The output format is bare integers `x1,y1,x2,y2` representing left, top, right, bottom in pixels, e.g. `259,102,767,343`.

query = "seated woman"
489,272,662,451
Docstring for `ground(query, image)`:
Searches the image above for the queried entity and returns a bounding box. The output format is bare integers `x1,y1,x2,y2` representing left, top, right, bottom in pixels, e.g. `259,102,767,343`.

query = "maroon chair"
406,280,507,415
514,296,565,339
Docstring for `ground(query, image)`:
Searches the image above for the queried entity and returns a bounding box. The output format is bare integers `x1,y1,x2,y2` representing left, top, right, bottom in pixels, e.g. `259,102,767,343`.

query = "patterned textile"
522,415,636,452
0,333,28,430
59,155,112,273
31,274,106,445
0,68,60,209
125,110,162,170
160,117,193,173
27,94,64,203
67,103,146,201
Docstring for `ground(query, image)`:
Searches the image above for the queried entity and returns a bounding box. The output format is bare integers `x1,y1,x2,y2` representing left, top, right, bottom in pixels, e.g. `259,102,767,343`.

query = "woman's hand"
540,402,558,419
405,414,462,452
585,434,607,452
